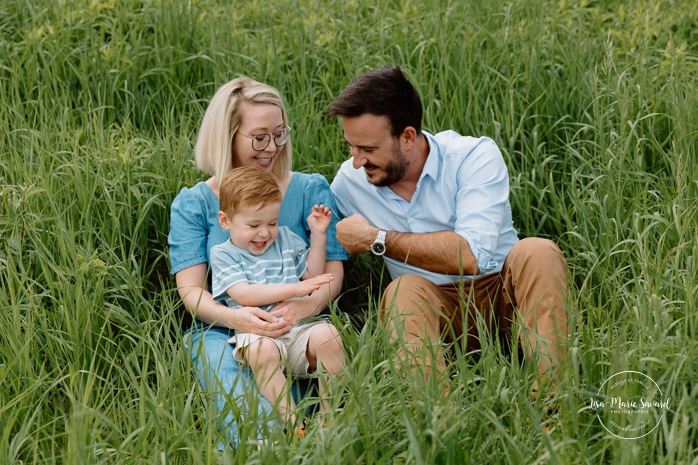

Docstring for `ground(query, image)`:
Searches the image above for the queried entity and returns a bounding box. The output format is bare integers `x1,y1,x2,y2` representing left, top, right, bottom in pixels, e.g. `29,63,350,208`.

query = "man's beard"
367,142,408,187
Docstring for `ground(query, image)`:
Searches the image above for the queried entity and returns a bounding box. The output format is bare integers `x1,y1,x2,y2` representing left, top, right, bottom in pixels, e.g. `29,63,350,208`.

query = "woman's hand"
269,260,345,325
269,296,322,326
232,306,292,337
176,263,291,336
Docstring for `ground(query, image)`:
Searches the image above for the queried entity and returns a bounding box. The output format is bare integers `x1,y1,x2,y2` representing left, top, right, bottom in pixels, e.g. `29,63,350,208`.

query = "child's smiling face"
220,201,281,256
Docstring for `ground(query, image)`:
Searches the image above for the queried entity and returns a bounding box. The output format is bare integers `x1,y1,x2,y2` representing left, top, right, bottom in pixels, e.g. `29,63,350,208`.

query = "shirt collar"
420,131,440,182
375,131,440,201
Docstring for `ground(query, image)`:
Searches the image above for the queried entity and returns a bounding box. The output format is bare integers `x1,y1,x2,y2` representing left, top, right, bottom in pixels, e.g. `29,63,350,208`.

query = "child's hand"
295,273,334,296
307,204,332,234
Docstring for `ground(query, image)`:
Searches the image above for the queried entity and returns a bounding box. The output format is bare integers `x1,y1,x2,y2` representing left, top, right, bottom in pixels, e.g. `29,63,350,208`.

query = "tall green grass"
1,0,696,463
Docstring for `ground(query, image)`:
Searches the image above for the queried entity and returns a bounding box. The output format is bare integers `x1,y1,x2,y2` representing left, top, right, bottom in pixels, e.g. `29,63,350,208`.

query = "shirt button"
408,218,416,223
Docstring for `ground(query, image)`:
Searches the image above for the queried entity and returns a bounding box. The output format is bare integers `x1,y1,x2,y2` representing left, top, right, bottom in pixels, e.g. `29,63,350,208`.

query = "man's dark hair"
325,65,422,138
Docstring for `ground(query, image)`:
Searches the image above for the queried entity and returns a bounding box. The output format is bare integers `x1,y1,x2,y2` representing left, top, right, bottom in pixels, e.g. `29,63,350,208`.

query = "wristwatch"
370,229,387,256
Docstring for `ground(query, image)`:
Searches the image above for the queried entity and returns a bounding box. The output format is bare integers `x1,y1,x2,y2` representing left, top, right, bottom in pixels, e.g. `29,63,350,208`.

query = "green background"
1,0,696,463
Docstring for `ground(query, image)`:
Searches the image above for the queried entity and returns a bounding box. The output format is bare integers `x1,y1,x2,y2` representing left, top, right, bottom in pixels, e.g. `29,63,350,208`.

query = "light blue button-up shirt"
331,131,519,285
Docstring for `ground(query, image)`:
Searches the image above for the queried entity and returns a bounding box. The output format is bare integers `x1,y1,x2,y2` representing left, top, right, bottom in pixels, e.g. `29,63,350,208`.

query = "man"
327,65,569,391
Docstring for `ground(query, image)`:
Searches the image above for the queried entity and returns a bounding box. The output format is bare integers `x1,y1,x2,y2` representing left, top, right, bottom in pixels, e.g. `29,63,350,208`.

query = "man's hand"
335,214,379,254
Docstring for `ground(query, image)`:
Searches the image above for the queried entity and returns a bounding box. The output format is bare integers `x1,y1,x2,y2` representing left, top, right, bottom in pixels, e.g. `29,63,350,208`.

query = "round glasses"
237,127,291,151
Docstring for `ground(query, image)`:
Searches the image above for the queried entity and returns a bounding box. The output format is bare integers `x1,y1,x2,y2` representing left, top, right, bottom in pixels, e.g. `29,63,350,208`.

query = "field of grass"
1,0,696,463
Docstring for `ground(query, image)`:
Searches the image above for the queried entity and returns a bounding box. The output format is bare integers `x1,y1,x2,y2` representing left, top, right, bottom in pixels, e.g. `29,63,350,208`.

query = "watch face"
371,242,386,255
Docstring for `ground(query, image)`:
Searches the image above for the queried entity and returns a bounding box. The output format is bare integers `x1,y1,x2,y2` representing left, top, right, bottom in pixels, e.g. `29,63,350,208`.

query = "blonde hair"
219,166,282,214
195,77,292,186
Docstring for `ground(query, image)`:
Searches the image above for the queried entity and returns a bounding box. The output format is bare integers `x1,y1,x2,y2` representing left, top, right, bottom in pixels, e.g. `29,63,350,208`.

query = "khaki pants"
380,237,569,382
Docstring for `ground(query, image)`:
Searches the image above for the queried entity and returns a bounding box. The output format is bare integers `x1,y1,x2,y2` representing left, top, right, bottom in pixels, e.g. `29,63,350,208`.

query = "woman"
168,77,346,445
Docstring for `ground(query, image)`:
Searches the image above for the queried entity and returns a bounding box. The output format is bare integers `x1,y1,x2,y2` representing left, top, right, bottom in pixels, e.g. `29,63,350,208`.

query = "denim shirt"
169,172,348,280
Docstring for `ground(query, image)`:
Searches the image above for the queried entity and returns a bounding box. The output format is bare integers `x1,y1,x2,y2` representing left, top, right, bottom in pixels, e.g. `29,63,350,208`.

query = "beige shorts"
227,320,330,376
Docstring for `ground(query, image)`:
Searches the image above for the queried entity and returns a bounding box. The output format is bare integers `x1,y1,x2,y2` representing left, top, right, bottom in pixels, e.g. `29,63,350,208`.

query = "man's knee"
513,237,563,258
382,274,435,306
509,237,567,275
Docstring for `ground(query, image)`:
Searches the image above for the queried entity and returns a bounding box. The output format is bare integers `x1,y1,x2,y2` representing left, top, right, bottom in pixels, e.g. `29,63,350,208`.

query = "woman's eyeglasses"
237,127,291,151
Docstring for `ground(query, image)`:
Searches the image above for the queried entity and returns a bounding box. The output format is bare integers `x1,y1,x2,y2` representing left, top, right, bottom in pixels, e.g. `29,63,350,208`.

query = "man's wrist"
370,228,388,256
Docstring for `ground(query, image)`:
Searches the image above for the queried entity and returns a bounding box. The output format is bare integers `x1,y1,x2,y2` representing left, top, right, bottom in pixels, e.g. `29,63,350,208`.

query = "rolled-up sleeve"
453,139,510,274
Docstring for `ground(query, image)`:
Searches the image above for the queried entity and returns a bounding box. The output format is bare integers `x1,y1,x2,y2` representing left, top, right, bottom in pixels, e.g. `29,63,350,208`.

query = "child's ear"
219,211,230,230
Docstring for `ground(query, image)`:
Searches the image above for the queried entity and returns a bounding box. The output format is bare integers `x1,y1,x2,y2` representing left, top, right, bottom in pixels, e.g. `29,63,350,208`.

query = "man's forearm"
385,230,479,276
336,214,478,276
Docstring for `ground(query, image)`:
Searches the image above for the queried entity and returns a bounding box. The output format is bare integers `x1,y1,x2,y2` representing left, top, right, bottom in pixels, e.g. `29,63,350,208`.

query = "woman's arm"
175,263,291,336
319,259,344,301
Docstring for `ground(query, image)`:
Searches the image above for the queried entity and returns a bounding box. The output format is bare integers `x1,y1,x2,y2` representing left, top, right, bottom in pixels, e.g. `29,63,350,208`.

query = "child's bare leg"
245,338,295,425
306,324,345,412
